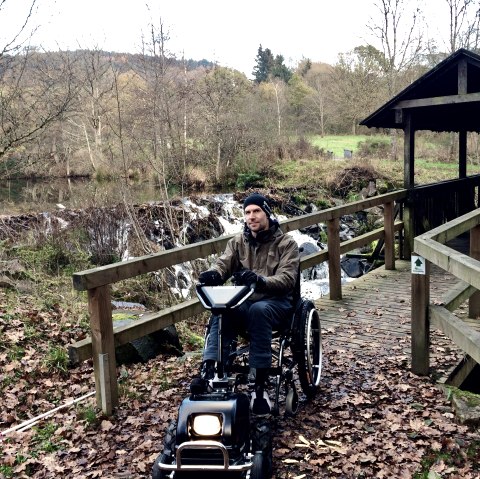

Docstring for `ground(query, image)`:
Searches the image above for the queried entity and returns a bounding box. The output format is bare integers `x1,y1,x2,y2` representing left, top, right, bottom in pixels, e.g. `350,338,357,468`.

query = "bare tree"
445,0,480,52
0,1,76,170
368,0,425,159
195,65,250,182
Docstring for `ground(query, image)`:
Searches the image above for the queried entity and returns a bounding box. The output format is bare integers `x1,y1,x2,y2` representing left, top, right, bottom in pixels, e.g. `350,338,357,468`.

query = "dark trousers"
203,297,293,369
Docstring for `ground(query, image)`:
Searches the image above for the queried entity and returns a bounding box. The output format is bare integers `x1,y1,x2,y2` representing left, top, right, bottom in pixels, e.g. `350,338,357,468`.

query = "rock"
299,242,321,280
451,392,480,426
340,257,373,278
115,325,183,365
0,275,16,289
0,259,27,279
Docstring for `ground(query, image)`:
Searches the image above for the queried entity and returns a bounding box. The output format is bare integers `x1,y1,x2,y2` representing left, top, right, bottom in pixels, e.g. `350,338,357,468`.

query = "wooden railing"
70,190,407,414
411,208,480,376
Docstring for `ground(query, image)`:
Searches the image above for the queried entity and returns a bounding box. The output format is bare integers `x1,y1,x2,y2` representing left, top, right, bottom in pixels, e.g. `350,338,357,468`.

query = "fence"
70,190,407,414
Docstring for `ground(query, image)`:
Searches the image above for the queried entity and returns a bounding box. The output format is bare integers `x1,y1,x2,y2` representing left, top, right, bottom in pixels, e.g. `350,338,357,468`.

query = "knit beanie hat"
243,193,273,217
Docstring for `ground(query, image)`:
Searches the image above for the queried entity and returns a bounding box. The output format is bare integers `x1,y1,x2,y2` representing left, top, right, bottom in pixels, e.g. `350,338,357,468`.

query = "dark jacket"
211,222,299,301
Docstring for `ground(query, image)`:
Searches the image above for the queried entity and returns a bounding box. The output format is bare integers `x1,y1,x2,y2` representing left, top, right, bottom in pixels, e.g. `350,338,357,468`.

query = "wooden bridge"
70,48,480,414
69,188,480,414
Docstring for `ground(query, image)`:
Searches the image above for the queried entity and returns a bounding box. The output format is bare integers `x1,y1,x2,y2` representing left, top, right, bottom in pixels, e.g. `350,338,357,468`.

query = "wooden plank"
384,201,395,270
69,298,204,364
73,236,231,291
469,225,480,318
404,112,415,189
328,218,342,300
430,305,480,364
394,91,480,109
445,355,477,388
440,280,477,312
88,285,118,410
416,208,480,245
300,220,402,271
411,259,430,375
414,238,480,290
99,353,112,416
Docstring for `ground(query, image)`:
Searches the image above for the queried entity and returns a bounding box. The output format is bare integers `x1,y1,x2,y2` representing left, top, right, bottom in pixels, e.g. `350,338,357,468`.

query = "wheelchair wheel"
292,299,322,398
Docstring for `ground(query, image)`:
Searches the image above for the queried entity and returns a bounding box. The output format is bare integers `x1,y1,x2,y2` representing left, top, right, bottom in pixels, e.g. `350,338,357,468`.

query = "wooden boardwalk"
313,260,478,381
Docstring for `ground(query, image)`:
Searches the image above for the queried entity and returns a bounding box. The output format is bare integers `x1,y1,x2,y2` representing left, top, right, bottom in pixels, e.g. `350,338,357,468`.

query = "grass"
309,134,378,158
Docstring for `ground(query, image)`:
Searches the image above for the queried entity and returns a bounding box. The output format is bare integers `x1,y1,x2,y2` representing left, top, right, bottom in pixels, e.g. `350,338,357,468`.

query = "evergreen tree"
271,54,293,83
252,45,274,83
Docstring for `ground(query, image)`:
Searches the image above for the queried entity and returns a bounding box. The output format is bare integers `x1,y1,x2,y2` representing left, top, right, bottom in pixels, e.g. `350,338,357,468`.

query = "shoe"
250,391,271,415
201,360,215,380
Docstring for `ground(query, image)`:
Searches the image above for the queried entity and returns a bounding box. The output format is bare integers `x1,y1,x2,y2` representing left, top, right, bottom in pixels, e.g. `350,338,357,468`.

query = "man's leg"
241,298,293,414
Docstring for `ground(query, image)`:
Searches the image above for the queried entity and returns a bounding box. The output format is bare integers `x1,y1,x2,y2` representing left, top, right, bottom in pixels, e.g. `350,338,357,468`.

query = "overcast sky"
2,0,450,78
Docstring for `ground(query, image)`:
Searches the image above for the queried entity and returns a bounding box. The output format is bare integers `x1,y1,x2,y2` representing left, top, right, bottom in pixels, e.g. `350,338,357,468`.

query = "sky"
2,0,450,78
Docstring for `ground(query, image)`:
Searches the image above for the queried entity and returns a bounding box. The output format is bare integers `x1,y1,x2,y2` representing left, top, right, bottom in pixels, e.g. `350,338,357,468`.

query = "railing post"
469,225,480,319
384,201,395,270
88,285,118,413
327,217,342,300
411,257,430,375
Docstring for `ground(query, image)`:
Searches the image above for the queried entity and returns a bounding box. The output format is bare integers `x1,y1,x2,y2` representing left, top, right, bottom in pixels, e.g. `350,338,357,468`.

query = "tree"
0,1,76,170
252,45,292,84
303,62,334,137
252,45,274,83
368,0,425,159
445,0,480,52
329,47,386,135
195,65,250,181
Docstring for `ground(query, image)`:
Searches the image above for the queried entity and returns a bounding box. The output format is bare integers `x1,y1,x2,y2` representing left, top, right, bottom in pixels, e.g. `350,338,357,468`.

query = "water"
0,178,172,215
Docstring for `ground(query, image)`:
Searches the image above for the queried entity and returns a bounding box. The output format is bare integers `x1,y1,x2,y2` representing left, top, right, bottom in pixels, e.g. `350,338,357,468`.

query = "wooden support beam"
411,258,430,375
445,355,477,388
384,201,395,270
459,130,467,179
441,280,477,312
99,353,112,415
404,113,415,189
327,217,342,300
88,285,118,412
430,305,480,365
469,225,480,319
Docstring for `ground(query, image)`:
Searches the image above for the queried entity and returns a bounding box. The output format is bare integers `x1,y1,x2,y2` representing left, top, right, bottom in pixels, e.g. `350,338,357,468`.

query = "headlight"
191,414,222,436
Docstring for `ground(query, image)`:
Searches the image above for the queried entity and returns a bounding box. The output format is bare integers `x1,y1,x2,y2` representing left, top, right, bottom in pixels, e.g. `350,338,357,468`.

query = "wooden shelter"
360,48,480,256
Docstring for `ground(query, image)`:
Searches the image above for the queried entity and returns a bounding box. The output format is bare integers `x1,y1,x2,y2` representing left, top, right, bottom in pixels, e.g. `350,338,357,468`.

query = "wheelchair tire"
292,299,322,399
152,420,176,479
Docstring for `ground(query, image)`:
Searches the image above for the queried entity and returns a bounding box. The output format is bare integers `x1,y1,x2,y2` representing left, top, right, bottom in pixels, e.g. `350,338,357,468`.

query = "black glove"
199,270,223,286
232,269,267,292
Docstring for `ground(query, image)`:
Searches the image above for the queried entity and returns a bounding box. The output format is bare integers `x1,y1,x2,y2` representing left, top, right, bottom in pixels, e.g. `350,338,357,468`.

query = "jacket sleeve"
210,236,240,281
263,235,299,295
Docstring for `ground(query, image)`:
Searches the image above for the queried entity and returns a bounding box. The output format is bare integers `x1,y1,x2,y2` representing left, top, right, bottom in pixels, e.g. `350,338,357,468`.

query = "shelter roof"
360,49,480,132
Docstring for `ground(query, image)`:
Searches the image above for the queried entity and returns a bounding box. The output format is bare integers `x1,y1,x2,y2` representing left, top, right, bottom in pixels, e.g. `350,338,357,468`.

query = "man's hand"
198,270,223,286
232,269,266,291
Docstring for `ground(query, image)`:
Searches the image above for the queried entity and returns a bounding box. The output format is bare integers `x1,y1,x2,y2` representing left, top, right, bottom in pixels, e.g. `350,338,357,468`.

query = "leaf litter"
0,292,479,478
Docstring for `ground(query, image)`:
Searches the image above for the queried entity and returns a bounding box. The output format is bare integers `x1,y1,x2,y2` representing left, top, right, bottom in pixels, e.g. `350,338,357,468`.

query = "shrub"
357,138,390,158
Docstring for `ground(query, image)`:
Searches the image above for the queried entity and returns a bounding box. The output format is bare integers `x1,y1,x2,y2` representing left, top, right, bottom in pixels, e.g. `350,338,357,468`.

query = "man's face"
244,204,269,237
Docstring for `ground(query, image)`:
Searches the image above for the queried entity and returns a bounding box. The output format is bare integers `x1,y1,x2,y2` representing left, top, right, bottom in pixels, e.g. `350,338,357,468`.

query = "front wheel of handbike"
152,420,177,479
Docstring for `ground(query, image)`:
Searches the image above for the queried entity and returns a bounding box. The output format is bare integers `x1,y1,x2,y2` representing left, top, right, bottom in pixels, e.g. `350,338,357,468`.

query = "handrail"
411,208,480,375
72,190,407,291
71,189,407,414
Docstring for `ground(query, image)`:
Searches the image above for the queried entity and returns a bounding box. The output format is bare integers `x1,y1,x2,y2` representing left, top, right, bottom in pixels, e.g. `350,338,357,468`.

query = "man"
197,193,299,415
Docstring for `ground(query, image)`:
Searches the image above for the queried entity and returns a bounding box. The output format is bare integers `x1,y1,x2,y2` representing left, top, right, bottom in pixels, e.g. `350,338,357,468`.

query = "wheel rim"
306,308,322,387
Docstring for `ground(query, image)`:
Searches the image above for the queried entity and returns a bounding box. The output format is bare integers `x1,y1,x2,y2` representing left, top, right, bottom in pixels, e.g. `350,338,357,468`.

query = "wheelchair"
152,281,322,479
